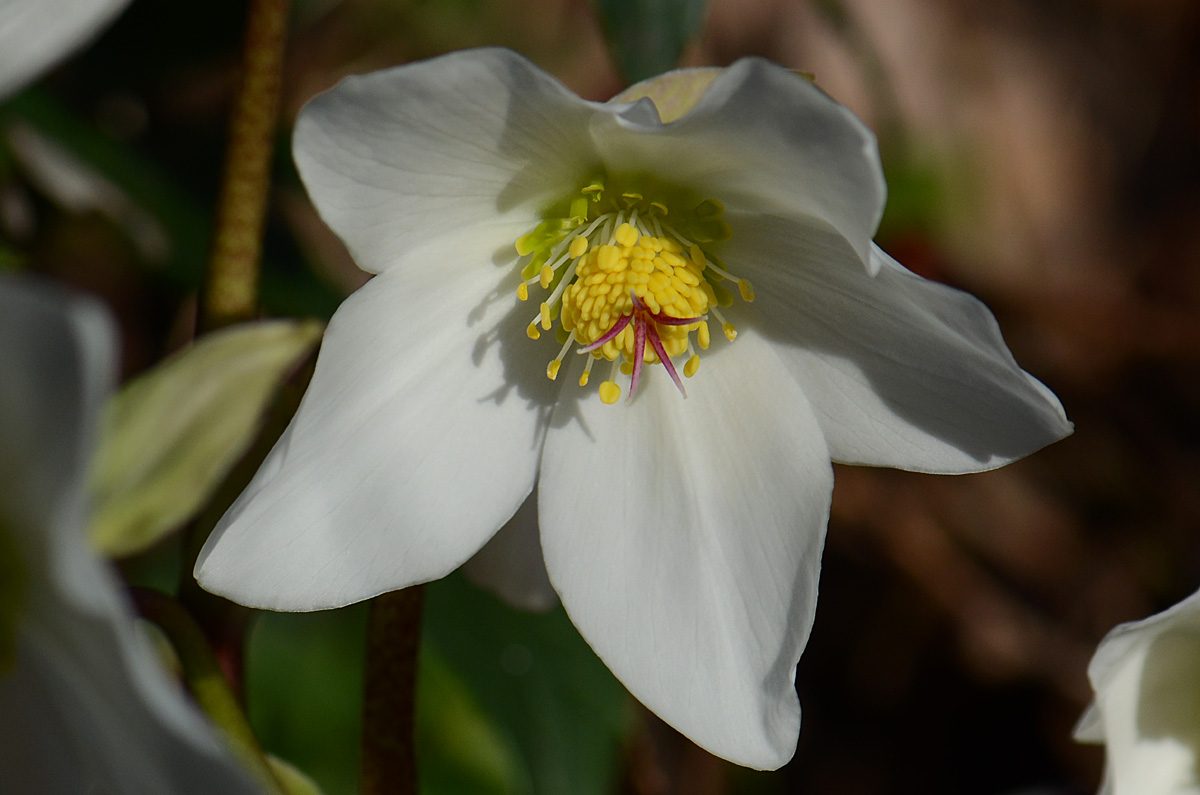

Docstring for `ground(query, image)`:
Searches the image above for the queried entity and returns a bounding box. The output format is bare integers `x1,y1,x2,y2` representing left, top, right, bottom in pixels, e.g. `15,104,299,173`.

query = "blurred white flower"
0,276,261,794
1076,588,1200,795
196,48,1072,768
0,0,132,99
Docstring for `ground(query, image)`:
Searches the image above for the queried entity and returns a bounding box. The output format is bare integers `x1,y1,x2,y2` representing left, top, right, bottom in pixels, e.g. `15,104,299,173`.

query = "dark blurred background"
5,0,1199,792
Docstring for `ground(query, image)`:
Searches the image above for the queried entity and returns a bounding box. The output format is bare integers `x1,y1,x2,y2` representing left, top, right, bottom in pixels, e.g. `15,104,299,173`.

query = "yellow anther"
515,178,748,403
568,235,589,259
597,245,620,271
615,223,639,247
599,381,621,404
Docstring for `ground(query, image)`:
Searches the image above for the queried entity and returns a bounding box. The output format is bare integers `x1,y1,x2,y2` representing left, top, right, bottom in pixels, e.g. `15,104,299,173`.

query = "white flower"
1076,588,1200,795
0,276,261,794
194,48,1072,769
0,0,132,99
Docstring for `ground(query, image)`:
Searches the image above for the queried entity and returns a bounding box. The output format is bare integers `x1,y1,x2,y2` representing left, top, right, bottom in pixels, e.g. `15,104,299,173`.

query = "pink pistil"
576,313,631,354
644,324,687,398
630,313,647,397
575,292,702,401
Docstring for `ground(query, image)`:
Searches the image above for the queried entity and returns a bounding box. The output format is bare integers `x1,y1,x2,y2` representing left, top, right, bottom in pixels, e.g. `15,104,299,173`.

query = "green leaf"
424,573,629,795
246,606,368,795
88,319,323,558
592,0,710,85
418,644,529,795
267,755,327,795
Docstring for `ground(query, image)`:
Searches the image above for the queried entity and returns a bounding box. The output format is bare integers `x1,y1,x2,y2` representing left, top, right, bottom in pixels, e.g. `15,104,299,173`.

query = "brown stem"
361,586,426,795
198,0,290,332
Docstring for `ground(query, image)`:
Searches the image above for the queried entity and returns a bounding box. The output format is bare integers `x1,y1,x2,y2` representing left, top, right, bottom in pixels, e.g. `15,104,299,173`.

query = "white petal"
0,276,259,795
0,275,115,541
196,242,558,611
0,0,131,99
463,487,558,613
538,331,832,769
727,215,1070,473
592,57,885,269
1079,588,1200,795
0,565,261,794
293,47,598,275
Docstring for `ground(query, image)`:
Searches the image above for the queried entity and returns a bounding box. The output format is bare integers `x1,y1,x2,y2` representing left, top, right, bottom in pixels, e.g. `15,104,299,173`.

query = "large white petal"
0,563,262,795
0,0,131,100
538,331,831,769
591,57,885,269
0,276,114,546
725,213,1070,473
196,241,559,611
1078,588,1200,795
293,47,599,275
0,276,259,795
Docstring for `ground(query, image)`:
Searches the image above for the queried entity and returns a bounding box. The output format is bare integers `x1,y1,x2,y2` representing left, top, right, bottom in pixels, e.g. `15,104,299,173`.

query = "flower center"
513,175,754,405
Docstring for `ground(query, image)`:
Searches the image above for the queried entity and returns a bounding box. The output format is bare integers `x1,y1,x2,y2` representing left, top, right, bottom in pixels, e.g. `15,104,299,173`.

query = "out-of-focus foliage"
246,574,626,795
7,0,1200,792
89,319,322,557
424,574,628,795
267,756,326,795
592,0,708,84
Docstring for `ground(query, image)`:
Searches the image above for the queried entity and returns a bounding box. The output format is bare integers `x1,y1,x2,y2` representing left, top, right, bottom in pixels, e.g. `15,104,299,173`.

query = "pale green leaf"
88,319,323,558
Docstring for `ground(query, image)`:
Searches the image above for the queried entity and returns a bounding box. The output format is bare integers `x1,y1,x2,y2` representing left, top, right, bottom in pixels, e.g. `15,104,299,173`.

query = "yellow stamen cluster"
560,225,713,364
514,176,755,404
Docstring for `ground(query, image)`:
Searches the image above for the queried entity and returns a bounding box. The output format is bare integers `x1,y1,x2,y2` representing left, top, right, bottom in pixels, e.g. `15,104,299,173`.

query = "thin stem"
132,588,286,795
198,0,291,332
361,586,426,795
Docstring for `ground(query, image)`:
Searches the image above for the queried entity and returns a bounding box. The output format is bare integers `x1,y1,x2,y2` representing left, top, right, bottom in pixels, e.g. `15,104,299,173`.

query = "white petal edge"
0,275,115,544
0,0,131,99
538,330,832,769
592,57,885,271
197,237,558,611
1076,588,1200,795
725,214,1071,473
1,572,262,795
293,47,599,275
0,276,260,795
463,487,558,613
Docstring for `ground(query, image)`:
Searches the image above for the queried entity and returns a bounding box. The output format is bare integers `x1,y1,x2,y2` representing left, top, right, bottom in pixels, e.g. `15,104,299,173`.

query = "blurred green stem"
361,586,426,795
132,588,287,795
198,0,290,332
